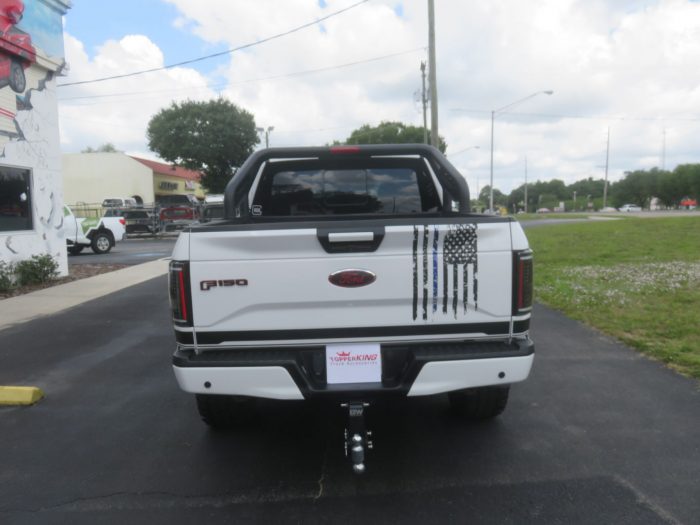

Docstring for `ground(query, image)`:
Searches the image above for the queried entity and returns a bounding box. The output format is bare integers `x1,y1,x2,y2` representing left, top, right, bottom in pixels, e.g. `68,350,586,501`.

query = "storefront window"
0,166,33,232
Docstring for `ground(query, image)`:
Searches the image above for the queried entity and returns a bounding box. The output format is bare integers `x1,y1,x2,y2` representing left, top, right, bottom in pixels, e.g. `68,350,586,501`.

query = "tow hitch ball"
342,402,373,474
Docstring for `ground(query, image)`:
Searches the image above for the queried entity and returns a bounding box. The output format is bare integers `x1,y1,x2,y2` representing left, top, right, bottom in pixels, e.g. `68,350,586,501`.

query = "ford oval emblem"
329,269,376,288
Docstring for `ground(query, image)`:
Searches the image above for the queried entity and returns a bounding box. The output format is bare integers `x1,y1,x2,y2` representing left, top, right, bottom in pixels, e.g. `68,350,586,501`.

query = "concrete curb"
0,386,44,406
0,258,169,332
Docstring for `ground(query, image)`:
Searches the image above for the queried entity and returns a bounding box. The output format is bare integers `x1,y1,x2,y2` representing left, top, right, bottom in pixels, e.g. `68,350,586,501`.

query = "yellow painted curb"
0,386,44,406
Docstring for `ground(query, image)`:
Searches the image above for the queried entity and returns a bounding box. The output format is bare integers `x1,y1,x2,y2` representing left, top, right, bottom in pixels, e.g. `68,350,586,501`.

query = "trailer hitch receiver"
342,402,373,474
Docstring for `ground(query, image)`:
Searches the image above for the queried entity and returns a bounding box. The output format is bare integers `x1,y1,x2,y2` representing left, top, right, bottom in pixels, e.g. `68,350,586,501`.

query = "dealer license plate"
325,343,382,384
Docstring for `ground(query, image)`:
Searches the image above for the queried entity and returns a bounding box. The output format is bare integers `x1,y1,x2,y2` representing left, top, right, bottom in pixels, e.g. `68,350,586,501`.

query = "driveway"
0,278,698,524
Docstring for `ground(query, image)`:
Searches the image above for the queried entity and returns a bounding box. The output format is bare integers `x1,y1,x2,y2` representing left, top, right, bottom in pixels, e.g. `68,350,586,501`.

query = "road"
0,277,698,523
68,237,177,266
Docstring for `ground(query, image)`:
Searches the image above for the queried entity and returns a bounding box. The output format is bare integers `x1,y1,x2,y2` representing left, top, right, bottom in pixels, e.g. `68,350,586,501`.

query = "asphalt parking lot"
67,237,177,266
1,277,699,524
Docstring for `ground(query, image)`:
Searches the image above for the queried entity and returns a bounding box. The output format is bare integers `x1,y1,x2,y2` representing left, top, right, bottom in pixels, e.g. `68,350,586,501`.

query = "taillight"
119,218,126,225
513,249,533,315
169,261,192,326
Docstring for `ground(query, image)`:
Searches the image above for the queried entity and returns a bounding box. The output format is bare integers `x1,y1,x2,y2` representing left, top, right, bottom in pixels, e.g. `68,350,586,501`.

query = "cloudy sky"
58,0,700,194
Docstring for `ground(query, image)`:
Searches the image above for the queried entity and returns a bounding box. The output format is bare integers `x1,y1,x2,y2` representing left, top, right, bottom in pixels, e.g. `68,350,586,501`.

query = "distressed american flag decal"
412,224,478,320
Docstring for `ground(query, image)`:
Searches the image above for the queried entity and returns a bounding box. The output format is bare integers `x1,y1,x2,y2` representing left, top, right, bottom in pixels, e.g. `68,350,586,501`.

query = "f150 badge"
328,269,376,288
200,279,248,291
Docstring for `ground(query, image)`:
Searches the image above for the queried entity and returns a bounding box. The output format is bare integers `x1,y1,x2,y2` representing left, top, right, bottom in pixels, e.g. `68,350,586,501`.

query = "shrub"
0,260,14,292
14,254,59,286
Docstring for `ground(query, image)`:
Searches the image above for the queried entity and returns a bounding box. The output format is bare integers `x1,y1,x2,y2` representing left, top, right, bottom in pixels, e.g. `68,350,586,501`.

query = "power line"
451,108,700,123
57,0,371,88
58,47,425,103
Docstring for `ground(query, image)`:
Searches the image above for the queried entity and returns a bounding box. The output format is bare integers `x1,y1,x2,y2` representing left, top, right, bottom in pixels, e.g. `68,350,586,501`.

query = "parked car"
160,206,198,232
600,207,618,212
619,204,642,212
536,208,551,213
157,194,199,207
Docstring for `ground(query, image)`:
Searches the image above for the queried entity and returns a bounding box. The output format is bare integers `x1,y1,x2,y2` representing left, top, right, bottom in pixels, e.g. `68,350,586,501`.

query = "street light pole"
603,127,610,209
256,126,275,148
489,90,553,211
524,155,528,213
489,110,495,210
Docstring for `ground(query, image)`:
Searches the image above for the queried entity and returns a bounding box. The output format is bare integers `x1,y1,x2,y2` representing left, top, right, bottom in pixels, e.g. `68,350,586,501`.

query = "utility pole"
427,0,439,147
603,127,610,209
524,155,528,214
256,126,274,148
420,61,428,144
661,127,666,170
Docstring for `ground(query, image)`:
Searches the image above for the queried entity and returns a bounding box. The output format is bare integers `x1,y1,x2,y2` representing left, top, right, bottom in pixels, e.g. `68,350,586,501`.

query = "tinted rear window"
253,167,438,216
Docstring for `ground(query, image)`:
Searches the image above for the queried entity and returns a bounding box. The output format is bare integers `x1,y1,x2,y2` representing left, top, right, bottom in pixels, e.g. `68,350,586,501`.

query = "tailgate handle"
317,227,385,253
328,232,374,243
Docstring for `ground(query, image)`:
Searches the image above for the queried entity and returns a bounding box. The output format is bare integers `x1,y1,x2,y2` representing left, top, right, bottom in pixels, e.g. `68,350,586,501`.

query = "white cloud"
60,0,700,193
58,33,216,156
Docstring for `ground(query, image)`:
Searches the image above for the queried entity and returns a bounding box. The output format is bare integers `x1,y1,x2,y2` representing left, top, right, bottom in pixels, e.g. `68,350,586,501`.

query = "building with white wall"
0,0,71,276
62,153,204,206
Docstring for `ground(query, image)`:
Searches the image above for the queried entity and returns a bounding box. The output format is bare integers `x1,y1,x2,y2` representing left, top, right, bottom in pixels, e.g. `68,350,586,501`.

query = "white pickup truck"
63,205,126,255
168,145,534,472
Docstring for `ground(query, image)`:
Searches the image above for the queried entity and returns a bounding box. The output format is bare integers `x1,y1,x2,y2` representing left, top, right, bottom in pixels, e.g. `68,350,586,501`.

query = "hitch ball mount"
342,402,373,474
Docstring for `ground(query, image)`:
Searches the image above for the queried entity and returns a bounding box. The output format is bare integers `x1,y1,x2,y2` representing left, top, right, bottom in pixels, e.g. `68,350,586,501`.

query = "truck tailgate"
187,219,514,347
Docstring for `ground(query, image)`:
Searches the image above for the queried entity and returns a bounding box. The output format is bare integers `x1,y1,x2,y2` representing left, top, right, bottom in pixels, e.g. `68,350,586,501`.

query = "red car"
0,0,36,94
160,206,199,232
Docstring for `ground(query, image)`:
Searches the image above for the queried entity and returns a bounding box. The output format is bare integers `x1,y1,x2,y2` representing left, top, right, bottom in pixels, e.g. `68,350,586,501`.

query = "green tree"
342,121,447,153
478,185,506,207
82,143,119,153
610,169,660,208
147,99,259,193
674,164,700,200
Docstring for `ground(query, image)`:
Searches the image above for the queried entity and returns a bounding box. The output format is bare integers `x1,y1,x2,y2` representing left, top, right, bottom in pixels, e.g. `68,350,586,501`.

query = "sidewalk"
0,259,169,332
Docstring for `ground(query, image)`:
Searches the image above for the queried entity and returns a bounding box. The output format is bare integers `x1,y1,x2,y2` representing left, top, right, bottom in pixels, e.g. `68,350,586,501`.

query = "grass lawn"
514,213,592,221
526,216,700,379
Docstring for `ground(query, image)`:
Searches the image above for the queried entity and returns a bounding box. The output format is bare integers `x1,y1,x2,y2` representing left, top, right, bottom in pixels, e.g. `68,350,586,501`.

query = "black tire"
67,245,84,255
195,394,256,429
90,231,112,254
9,60,26,93
448,386,510,420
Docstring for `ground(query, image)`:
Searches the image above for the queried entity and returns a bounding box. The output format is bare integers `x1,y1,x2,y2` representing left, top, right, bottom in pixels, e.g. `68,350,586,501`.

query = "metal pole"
487,90,552,213
662,127,666,170
603,127,610,209
489,110,495,211
420,61,428,144
265,130,269,148
428,0,439,147
524,155,528,214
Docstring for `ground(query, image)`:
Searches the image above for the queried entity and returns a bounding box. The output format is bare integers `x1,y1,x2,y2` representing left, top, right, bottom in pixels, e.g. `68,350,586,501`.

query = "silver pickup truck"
168,144,534,472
